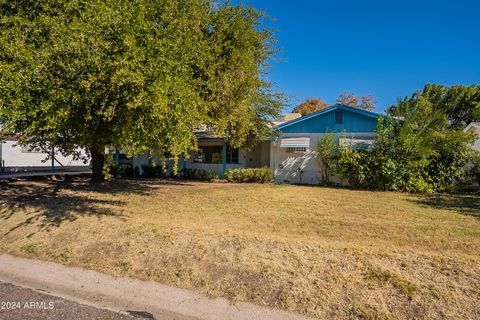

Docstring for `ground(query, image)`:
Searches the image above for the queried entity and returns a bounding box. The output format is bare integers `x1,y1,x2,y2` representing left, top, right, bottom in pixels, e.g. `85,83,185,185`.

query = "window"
286,147,307,154
193,146,222,164
226,145,239,164
339,138,374,150
335,110,343,124
193,145,239,164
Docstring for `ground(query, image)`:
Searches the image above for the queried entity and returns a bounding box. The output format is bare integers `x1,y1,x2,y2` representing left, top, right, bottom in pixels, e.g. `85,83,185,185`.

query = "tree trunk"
90,148,105,183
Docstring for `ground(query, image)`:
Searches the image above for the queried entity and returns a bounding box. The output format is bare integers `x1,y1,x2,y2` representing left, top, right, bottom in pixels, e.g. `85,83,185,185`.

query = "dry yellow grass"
0,178,479,319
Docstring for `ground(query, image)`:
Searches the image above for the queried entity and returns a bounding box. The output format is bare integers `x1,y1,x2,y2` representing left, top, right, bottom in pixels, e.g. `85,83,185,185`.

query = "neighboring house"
130,104,381,184
464,122,480,151
0,136,90,173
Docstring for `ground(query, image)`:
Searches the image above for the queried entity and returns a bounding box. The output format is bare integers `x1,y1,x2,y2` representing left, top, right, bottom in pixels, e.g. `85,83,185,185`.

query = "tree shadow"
410,194,480,220
0,177,211,238
0,178,160,237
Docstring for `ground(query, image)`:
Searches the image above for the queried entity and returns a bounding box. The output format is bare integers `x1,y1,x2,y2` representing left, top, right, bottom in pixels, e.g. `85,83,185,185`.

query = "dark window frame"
193,145,239,164
335,110,343,124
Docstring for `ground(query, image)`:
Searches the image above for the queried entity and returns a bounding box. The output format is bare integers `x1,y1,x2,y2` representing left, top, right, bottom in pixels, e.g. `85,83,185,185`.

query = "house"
131,132,271,178
272,104,380,184
464,122,480,151
130,104,381,184
0,136,90,173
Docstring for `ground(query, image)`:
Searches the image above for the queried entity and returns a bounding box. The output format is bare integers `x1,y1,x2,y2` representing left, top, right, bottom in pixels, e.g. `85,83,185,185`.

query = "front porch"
183,139,271,178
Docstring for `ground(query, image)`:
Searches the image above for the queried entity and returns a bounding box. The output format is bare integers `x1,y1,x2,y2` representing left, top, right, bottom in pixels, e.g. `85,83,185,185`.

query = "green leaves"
333,112,474,193
0,0,283,179
388,84,480,129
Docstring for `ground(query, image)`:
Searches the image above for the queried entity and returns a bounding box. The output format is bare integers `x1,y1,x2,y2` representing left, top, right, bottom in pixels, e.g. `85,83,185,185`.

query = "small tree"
316,131,336,184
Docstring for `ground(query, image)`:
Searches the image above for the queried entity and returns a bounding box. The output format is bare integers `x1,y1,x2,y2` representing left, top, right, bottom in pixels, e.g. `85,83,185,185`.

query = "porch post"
51,145,55,173
222,141,227,179
114,149,120,165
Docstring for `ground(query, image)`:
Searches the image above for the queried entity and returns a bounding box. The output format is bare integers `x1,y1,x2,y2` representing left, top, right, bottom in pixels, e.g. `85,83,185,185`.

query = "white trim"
464,122,480,132
280,137,310,148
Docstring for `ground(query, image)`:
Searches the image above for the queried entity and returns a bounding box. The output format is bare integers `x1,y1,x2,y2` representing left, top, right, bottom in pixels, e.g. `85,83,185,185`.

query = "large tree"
387,84,480,128
0,0,283,181
292,98,328,116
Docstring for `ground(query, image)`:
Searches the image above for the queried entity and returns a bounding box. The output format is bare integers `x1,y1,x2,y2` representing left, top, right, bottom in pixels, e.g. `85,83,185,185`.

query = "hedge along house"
271,104,380,185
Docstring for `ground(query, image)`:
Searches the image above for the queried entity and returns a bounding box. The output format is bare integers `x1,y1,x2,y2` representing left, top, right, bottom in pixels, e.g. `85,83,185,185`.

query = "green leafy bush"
224,167,273,183
178,168,218,182
111,163,135,178
332,113,474,193
465,151,480,187
141,165,165,178
316,131,336,184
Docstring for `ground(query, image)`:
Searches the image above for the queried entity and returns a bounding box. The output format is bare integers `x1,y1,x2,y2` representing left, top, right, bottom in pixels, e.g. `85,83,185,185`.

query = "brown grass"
0,178,479,319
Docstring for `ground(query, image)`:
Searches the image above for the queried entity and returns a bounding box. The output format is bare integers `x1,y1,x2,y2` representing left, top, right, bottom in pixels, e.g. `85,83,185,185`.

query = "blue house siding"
278,104,379,134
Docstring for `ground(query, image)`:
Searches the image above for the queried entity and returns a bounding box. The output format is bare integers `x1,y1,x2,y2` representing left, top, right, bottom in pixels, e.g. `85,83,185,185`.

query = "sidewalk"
0,254,314,320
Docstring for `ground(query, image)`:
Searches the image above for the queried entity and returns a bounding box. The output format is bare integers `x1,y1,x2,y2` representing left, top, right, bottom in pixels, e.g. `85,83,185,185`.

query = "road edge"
0,253,314,320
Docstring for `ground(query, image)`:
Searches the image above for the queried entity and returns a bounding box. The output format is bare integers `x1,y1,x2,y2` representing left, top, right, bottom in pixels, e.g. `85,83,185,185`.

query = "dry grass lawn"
0,178,479,319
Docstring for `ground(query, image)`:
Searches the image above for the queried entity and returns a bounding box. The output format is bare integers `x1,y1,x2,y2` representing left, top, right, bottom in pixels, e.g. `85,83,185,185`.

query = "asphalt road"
0,281,152,320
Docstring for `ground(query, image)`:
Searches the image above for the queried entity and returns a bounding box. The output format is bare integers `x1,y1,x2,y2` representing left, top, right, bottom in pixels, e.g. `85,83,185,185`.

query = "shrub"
178,168,218,182
224,167,273,183
111,163,134,178
316,131,336,184
465,151,480,187
141,165,165,178
333,115,474,193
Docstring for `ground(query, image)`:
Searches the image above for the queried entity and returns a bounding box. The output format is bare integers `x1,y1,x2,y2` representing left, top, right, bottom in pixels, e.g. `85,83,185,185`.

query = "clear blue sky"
234,0,480,113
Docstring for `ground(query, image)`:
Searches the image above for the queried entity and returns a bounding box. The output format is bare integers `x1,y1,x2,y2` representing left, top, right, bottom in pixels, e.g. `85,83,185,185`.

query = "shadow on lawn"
411,194,480,220
0,178,170,237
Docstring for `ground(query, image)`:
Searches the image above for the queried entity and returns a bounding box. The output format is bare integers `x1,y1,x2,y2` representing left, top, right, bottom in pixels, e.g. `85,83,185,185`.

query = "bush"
224,167,273,183
178,168,218,182
141,165,165,178
111,163,135,178
465,151,480,187
332,115,474,193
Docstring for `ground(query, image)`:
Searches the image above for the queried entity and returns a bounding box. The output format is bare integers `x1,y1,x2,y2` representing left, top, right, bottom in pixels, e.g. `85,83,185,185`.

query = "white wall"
0,140,90,172
467,126,480,151
271,132,375,185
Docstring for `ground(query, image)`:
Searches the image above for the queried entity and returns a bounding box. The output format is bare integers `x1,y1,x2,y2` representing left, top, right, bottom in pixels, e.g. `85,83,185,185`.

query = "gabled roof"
276,104,380,130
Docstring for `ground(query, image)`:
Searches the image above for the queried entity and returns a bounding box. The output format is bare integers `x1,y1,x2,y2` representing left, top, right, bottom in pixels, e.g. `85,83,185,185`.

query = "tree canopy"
336,92,376,111
387,84,480,128
292,98,328,116
0,0,283,181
